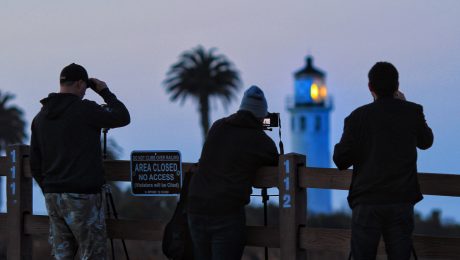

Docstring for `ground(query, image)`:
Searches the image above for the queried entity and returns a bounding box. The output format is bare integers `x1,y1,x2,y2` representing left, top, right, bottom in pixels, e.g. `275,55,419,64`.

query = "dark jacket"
188,110,279,215
333,97,433,208
30,88,130,194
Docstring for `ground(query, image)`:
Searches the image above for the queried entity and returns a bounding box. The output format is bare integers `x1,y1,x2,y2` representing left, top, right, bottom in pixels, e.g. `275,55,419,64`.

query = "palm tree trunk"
199,94,210,142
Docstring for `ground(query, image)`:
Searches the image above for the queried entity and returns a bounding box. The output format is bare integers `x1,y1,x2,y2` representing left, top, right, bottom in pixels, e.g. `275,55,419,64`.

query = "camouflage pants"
44,193,107,260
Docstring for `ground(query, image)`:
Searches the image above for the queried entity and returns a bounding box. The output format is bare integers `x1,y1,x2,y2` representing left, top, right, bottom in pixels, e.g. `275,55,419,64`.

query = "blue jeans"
188,211,246,260
351,203,414,260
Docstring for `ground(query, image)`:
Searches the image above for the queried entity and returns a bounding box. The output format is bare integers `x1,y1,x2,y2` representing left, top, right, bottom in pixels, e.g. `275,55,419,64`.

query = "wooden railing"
1,145,460,259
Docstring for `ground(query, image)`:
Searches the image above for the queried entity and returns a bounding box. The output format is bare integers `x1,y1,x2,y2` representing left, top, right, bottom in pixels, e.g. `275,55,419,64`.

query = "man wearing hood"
30,63,130,259
187,86,279,260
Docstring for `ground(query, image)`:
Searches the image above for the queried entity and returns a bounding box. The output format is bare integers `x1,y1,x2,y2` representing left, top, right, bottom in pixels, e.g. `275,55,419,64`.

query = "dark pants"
351,203,414,260
188,211,246,260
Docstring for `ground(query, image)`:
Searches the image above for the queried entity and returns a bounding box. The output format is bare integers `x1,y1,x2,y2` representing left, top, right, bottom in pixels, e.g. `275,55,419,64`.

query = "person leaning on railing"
30,63,130,260
333,62,434,260
187,86,279,260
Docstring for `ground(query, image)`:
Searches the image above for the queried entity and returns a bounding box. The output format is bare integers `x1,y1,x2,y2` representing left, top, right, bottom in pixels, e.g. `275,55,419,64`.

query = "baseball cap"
60,63,89,84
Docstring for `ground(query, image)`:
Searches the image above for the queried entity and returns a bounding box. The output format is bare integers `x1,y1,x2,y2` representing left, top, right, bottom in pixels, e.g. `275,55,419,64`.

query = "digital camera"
263,113,280,129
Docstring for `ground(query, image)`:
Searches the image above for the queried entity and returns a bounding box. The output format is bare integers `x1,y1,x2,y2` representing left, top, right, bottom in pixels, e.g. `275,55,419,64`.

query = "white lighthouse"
288,56,333,214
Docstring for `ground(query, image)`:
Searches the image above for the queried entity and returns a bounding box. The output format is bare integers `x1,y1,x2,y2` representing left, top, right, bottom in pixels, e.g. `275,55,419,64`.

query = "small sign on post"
130,150,182,196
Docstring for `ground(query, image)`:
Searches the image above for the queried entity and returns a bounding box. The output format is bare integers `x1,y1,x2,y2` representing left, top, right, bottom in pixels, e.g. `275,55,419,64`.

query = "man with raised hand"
30,63,130,259
334,62,433,259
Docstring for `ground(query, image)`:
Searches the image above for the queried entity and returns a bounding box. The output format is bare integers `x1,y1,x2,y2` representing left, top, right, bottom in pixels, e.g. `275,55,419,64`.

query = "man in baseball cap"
60,63,90,84
30,63,131,259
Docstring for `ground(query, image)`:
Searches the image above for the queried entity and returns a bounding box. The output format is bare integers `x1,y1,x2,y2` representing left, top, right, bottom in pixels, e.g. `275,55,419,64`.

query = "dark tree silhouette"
164,45,242,140
0,90,26,154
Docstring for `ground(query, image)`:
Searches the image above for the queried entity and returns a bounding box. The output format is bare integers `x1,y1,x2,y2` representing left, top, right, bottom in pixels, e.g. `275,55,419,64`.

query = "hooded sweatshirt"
30,88,130,193
187,110,279,215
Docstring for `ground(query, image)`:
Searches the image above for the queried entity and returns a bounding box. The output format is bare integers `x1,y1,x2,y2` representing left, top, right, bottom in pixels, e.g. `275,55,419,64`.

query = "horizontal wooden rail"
23,214,49,236
21,158,280,188
22,160,197,180
103,160,130,181
299,227,460,258
103,162,279,188
20,157,460,197
412,234,460,258
23,214,165,240
253,166,278,188
300,227,352,252
246,226,279,247
299,168,352,190
0,156,8,176
21,157,460,197
299,167,460,197
106,218,164,240
418,173,460,197
21,213,279,246
7,213,460,258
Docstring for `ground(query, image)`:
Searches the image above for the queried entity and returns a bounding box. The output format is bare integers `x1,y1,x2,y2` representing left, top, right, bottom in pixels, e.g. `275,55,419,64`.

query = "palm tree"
164,46,242,140
0,90,26,154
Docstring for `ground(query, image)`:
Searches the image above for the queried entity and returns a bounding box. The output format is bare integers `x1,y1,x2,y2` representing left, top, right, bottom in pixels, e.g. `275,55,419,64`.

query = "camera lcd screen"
263,113,279,128
263,118,271,126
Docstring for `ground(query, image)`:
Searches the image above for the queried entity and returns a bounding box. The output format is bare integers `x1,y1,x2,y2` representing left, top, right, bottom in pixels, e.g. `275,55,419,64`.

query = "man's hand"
394,90,406,101
89,78,108,93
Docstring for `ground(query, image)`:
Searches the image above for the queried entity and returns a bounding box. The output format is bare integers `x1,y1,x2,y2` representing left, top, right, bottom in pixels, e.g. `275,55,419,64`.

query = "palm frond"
0,90,27,152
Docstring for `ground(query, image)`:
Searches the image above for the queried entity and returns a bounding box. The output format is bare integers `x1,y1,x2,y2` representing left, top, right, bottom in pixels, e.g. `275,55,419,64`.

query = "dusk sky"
1,1,460,221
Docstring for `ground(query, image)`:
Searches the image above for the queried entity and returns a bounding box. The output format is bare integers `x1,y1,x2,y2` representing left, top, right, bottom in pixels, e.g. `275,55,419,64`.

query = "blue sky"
1,1,460,221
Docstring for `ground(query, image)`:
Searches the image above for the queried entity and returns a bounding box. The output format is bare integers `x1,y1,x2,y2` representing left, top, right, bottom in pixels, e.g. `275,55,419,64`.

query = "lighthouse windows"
294,115,323,132
300,116,306,131
315,116,321,132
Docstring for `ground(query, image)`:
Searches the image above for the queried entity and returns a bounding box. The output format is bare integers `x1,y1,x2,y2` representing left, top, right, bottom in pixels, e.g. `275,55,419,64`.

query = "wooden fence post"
7,144,32,260
279,153,307,260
